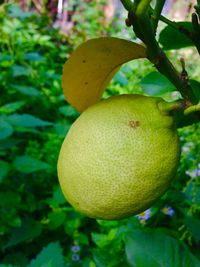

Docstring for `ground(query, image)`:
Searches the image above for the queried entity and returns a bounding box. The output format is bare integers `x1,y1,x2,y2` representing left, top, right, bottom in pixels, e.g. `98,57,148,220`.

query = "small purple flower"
161,206,175,216
187,142,194,147
71,244,80,253
72,254,80,262
181,146,190,153
186,168,199,179
136,209,151,223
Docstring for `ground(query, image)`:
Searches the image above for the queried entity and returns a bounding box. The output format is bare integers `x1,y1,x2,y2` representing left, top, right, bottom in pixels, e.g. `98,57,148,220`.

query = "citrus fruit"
57,94,180,220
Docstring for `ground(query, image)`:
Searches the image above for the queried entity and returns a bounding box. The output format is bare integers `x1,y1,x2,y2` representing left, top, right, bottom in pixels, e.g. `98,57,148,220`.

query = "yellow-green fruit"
57,94,180,220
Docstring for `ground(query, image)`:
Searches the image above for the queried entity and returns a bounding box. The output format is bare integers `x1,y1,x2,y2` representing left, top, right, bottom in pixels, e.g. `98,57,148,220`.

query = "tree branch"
121,0,197,105
151,0,166,32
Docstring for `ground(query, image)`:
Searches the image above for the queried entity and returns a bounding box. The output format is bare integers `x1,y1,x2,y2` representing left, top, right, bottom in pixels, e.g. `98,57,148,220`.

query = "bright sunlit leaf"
62,37,147,112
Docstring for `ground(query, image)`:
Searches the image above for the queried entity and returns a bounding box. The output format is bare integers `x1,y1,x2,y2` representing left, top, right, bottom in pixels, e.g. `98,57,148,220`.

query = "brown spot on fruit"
85,82,88,85
82,60,86,63
129,120,140,128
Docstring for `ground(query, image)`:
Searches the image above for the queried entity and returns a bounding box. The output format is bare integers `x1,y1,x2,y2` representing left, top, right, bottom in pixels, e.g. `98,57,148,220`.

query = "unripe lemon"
57,94,180,220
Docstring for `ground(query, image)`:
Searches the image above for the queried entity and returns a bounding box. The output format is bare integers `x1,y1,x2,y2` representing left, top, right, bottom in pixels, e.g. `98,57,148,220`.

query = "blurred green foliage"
0,2,200,267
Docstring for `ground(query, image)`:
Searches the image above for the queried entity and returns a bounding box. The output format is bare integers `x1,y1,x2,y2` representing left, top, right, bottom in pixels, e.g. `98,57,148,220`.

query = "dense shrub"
0,2,200,267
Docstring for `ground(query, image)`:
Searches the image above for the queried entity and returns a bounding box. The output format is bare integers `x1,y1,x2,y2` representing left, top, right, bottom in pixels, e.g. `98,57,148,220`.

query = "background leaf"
0,101,26,114
28,242,64,267
159,22,193,50
0,160,10,182
0,117,13,140
4,218,42,249
125,229,200,267
184,216,200,242
11,65,32,77
10,84,41,97
7,114,52,128
13,155,51,173
139,71,176,96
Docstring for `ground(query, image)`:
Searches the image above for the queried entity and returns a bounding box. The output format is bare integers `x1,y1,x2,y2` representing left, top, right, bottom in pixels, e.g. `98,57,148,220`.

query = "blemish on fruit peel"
129,120,140,128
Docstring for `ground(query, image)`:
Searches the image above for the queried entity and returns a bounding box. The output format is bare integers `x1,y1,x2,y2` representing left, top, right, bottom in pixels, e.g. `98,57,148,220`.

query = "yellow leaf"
62,37,147,112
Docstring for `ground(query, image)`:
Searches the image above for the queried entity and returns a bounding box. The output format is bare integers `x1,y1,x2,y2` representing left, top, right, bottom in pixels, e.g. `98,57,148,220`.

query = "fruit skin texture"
57,94,180,220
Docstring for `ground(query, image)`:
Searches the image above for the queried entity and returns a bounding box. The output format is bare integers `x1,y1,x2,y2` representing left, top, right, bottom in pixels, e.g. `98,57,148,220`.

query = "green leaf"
11,65,32,77
47,186,66,207
190,80,200,101
0,191,21,207
59,105,79,117
7,4,34,19
11,84,41,97
92,229,118,248
76,232,89,245
184,216,200,242
54,122,71,136
0,53,13,67
48,211,67,230
4,218,42,249
92,249,109,267
28,242,64,267
0,101,26,114
0,117,13,140
139,71,176,97
113,72,129,86
1,252,28,267
159,22,193,50
7,114,53,127
125,229,200,267
0,138,22,150
0,160,10,182
13,155,51,173
194,186,200,206
24,53,44,62
0,264,14,267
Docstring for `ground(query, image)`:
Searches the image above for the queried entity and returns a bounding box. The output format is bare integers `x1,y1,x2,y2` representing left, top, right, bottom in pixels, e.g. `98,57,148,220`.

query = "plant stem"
120,0,134,12
152,0,166,33
191,12,200,55
158,100,187,114
136,1,193,103
135,0,159,59
184,102,200,115
195,1,200,18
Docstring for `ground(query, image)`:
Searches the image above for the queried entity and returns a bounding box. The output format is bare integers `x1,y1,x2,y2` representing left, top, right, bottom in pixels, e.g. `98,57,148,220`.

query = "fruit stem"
158,101,188,114
159,100,200,118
